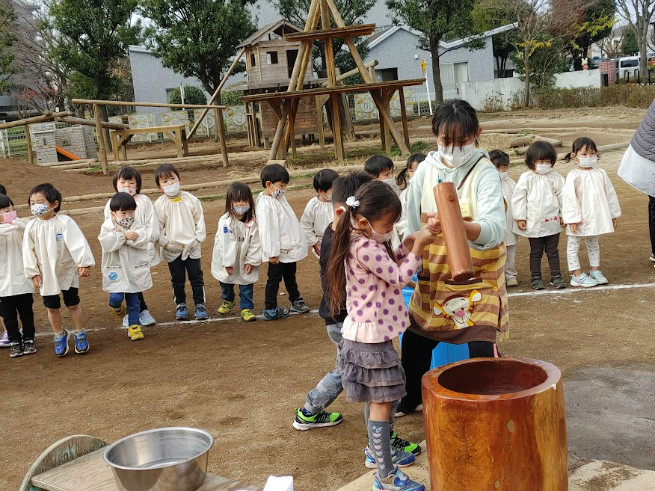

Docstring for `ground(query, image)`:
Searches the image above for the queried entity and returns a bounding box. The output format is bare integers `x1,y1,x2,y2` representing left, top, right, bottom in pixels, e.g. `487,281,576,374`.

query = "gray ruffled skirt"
338,339,406,403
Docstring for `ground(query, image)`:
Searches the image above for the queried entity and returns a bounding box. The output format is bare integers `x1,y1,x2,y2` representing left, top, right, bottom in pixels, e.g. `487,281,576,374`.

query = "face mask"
272,185,286,198
2,210,17,224
233,205,250,215
577,156,597,168
31,203,50,217
116,216,134,228
366,218,393,244
118,186,137,196
324,194,332,201
382,177,396,186
439,142,476,168
163,182,180,197
499,171,509,180
535,163,552,175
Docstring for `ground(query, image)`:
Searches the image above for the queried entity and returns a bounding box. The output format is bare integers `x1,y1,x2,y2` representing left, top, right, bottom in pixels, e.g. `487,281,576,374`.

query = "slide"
56,146,81,161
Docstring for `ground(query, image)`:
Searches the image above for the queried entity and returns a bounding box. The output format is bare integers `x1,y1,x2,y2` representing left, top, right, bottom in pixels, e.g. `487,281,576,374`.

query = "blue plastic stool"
401,285,469,369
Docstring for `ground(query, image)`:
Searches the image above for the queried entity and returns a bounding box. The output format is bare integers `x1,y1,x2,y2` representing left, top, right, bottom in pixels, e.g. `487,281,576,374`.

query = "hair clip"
346,196,360,208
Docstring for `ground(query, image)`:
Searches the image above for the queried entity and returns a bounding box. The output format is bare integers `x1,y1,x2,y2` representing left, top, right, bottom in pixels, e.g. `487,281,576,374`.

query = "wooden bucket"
422,357,568,490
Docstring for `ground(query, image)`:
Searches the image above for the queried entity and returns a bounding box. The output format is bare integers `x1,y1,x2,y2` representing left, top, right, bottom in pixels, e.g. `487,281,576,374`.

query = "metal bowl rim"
103,426,214,471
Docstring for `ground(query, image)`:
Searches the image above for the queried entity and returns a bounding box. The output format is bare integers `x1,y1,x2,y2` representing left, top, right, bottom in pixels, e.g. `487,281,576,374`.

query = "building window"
267,51,279,65
376,68,398,81
165,88,177,102
250,53,256,67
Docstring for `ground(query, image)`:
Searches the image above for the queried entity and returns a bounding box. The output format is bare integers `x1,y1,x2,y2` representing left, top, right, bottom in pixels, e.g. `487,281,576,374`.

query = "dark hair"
109,192,137,212
564,137,598,163
364,155,394,177
525,141,557,170
396,153,426,190
326,180,402,314
225,182,255,222
260,163,289,187
431,100,479,148
113,166,142,194
0,193,12,209
489,149,510,168
28,183,62,212
332,171,373,204
0,183,6,195
313,168,339,192
154,164,180,186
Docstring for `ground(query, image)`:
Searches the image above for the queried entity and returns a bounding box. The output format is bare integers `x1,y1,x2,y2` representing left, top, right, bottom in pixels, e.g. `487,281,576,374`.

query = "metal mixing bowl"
104,427,214,491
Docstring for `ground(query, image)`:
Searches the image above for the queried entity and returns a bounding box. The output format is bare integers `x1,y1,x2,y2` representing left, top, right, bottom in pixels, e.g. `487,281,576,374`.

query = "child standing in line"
563,137,621,287
212,182,261,322
300,168,338,257
0,194,36,358
394,153,426,247
326,180,437,491
0,183,11,349
154,164,207,321
104,166,159,327
23,183,94,357
490,149,519,287
511,141,567,290
256,163,310,321
364,155,400,195
99,193,152,341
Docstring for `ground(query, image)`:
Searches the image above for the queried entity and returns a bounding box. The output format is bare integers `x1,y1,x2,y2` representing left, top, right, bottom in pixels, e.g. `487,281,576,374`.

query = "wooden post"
216,108,229,167
93,104,109,175
370,90,410,155
398,87,411,151
316,96,325,149
214,108,221,143
24,124,34,165
321,1,337,88
288,100,297,157
330,92,344,162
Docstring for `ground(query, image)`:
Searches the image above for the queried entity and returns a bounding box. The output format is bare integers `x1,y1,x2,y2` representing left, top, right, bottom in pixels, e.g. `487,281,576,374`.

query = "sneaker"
570,272,598,288
111,304,126,318
22,339,37,355
195,304,208,320
289,297,310,313
650,253,655,262
373,467,425,491
293,408,343,430
0,331,10,348
549,274,567,289
262,307,290,321
139,310,156,326
217,300,235,315
531,275,545,290
54,330,69,357
395,404,423,418
589,269,608,285
122,315,129,328
241,309,256,322
390,432,421,456
365,447,415,469
9,341,23,358
176,303,189,320
74,331,89,354
506,276,518,287
127,325,145,341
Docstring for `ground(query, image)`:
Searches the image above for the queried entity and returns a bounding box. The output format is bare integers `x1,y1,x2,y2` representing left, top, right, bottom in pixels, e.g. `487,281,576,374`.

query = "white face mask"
438,142,476,168
116,216,135,228
577,156,597,168
233,205,250,215
366,218,393,244
163,182,180,197
324,194,332,201
117,186,137,196
31,203,50,216
535,163,552,175
382,177,396,187
499,171,509,180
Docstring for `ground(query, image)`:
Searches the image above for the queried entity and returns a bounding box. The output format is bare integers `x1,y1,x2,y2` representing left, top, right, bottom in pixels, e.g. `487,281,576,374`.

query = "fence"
0,121,71,158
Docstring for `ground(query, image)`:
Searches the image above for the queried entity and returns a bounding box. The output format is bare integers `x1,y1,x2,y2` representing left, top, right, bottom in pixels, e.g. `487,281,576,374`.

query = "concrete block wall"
55,126,96,159
31,123,57,164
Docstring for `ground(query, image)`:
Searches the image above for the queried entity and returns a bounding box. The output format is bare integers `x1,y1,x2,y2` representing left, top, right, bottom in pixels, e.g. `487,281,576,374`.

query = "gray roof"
237,19,303,48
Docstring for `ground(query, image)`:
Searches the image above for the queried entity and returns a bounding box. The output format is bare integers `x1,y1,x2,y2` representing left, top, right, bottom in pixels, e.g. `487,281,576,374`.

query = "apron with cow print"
408,158,510,344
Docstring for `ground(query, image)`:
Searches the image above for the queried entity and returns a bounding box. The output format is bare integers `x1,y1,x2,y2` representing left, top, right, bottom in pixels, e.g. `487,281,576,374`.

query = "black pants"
1,293,35,344
167,256,205,306
649,196,655,255
399,327,495,411
138,291,148,312
265,261,300,310
528,234,561,277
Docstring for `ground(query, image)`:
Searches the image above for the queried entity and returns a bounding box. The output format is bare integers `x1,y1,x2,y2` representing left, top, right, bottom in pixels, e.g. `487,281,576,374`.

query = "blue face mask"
31,203,50,217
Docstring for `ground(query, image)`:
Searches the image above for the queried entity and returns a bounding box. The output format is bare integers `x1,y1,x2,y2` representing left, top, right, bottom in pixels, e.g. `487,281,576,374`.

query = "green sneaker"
292,408,343,430
390,431,422,456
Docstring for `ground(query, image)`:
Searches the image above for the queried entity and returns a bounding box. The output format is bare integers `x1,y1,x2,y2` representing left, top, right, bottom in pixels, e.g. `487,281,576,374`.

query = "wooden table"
110,125,189,162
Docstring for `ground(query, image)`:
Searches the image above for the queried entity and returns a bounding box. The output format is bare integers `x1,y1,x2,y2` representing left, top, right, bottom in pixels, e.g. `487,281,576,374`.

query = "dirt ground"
1,107,654,490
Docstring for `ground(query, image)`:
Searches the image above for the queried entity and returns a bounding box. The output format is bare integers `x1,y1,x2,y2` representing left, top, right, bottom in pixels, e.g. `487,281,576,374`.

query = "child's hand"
225,266,234,275
124,231,139,241
612,218,618,230
425,213,442,235
517,220,526,230
244,264,253,274
270,256,280,264
31,275,42,288
569,223,579,234
78,267,90,278
313,242,321,255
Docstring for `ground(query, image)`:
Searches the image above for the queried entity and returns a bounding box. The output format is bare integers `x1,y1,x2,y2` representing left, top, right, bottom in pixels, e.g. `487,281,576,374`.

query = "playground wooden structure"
109,124,189,161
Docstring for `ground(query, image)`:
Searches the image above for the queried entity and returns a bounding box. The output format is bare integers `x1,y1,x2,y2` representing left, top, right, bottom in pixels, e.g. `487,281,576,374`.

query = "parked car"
618,56,640,79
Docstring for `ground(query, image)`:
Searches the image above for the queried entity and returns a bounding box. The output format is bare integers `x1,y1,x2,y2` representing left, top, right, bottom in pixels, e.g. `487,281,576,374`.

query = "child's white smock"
98,217,153,293
300,197,333,247
256,193,308,263
511,169,565,238
0,218,33,297
23,215,95,296
562,167,621,236
154,191,206,263
211,213,262,285
104,193,160,266
500,173,518,246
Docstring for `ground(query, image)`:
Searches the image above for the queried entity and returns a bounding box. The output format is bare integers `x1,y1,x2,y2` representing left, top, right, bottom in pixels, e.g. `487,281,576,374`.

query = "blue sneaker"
262,307,290,321
176,303,189,320
373,467,425,490
54,330,69,357
194,304,208,320
139,310,156,326
73,330,89,354
365,447,415,468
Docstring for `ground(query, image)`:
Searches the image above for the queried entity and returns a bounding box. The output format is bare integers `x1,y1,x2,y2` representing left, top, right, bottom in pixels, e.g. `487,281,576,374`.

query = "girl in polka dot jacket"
326,180,438,491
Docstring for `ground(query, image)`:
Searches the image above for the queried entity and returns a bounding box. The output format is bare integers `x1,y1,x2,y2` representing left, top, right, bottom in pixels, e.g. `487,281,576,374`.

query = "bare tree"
599,24,626,59
616,0,655,80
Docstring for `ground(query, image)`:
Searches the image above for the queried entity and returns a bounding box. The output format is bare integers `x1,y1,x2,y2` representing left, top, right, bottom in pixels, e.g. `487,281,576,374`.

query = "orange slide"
56,146,81,161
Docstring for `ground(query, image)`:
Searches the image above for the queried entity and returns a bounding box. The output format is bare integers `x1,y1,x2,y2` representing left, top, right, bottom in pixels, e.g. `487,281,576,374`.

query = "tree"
472,1,519,78
168,85,207,105
510,35,568,87
386,0,482,103
616,0,655,80
142,0,256,101
48,0,142,102
621,26,639,55
0,1,15,94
